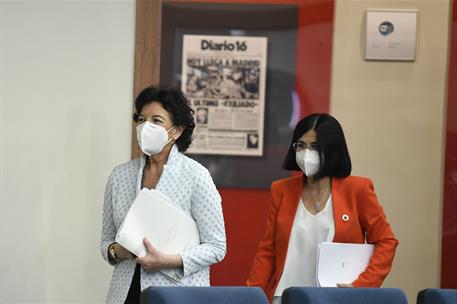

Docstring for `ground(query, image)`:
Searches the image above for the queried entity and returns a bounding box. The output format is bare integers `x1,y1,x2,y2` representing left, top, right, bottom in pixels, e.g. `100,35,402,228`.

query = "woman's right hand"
113,243,135,260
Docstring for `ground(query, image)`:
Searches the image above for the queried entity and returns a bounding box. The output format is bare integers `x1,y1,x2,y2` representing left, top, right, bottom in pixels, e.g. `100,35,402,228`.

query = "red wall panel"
441,0,457,288
211,189,270,285
174,0,335,285
166,0,334,285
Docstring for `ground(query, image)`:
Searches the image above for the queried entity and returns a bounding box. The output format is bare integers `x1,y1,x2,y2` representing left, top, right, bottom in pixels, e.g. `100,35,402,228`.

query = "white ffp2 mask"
296,149,320,177
136,122,174,156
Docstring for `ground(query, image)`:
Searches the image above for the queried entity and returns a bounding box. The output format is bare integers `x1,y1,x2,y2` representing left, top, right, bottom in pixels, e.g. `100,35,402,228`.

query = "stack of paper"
316,242,374,287
116,188,200,258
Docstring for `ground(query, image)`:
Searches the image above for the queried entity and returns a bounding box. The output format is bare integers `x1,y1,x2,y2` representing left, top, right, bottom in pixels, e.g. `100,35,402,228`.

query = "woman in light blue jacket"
100,86,226,304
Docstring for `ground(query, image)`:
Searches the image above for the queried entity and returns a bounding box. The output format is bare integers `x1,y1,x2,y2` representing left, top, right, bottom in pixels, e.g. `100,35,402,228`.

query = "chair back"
281,287,408,304
140,286,269,304
417,288,457,304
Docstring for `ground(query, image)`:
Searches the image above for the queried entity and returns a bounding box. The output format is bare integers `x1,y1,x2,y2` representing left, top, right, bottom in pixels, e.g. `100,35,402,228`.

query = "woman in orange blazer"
247,113,398,303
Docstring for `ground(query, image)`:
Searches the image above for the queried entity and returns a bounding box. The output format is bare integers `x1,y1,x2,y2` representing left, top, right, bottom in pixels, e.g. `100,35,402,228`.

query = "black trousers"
124,264,141,304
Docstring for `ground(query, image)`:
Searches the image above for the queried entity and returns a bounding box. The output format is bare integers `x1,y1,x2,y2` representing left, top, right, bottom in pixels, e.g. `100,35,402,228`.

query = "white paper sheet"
316,242,374,287
115,188,200,257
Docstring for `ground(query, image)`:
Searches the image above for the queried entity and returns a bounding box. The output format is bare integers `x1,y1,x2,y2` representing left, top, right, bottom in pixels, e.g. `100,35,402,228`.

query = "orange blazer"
246,175,399,301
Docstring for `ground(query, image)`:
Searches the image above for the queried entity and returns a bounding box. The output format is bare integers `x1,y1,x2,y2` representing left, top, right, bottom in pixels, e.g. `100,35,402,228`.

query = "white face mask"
296,149,320,177
136,122,174,156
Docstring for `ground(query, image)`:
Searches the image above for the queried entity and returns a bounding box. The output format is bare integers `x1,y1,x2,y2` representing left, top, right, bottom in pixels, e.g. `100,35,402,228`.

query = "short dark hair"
283,113,351,179
133,85,195,152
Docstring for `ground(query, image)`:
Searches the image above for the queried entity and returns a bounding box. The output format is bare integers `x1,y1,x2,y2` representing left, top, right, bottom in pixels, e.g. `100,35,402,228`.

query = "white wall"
331,0,450,302
1,1,135,302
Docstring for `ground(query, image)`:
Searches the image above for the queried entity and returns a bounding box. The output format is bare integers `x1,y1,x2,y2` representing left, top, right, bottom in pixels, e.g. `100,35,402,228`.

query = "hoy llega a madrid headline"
200,39,248,51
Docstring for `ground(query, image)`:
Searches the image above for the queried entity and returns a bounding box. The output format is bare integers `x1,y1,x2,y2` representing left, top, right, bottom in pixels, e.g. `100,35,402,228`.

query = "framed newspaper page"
159,2,298,188
181,35,268,156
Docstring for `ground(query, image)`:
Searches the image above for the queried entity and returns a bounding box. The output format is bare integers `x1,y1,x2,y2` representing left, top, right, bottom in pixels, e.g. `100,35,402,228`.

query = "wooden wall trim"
131,0,162,159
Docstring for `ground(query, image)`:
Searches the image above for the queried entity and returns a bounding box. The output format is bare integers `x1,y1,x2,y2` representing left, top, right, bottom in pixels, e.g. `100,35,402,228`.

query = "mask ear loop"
165,126,177,145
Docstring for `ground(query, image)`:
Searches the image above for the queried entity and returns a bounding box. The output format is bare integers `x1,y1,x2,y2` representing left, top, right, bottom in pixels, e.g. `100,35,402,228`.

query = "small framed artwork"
365,9,418,61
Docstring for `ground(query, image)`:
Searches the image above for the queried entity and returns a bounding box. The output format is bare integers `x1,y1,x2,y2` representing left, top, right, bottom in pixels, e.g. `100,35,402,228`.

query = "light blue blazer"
100,145,226,303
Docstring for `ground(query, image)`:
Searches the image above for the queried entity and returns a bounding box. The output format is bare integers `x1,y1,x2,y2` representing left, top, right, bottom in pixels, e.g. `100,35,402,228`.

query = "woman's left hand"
136,237,183,271
337,283,354,288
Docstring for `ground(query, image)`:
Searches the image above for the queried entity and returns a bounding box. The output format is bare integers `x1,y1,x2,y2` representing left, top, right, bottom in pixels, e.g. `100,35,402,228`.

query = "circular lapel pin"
342,214,349,222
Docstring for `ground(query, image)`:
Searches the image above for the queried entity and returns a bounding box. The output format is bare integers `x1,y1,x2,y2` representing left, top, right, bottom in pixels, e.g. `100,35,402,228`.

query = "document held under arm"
316,242,374,287
115,188,200,258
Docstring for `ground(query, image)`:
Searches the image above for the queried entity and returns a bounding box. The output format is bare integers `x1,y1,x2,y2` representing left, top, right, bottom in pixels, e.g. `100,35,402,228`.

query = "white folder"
115,188,200,258
316,242,374,287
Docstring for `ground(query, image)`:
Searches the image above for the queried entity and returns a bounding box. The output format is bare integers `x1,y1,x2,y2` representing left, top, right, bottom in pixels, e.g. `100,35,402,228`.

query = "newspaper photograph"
181,34,268,156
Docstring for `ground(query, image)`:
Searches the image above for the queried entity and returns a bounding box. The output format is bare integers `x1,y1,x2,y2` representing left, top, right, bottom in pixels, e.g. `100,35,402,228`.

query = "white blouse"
274,195,335,299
